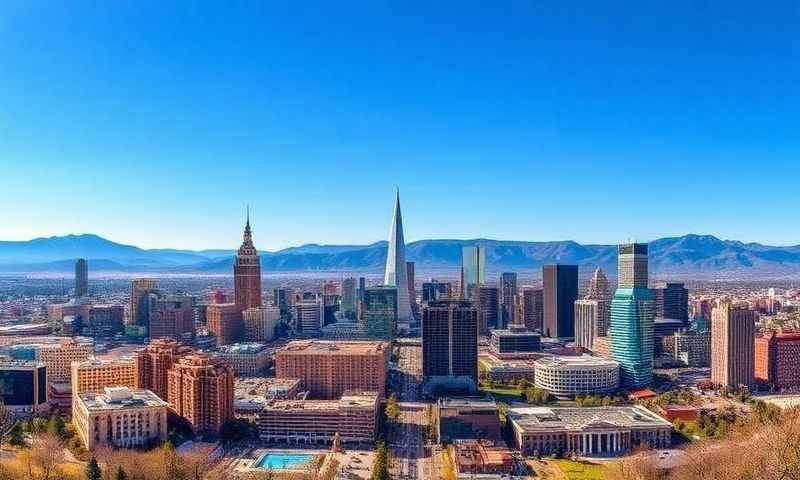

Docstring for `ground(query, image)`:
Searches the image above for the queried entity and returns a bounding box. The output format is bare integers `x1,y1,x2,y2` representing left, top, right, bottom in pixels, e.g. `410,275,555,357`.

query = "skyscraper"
406,261,417,312
234,209,262,311
148,294,195,342
362,286,398,340
340,277,358,318
585,267,611,303
575,267,611,350
609,243,655,388
518,287,544,332
542,265,578,339
499,272,517,328
422,300,478,393
383,192,414,333
711,303,756,388
129,279,157,327
167,354,234,435
653,282,689,323
477,285,500,335
461,245,486,300
74,258,88,297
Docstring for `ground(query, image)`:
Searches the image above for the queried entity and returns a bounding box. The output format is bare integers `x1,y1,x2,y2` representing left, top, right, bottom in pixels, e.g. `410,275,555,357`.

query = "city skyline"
2,3,799,250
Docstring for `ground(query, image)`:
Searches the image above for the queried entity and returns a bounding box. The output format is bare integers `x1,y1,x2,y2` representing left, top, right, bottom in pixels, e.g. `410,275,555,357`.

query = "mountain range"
0,234,799,279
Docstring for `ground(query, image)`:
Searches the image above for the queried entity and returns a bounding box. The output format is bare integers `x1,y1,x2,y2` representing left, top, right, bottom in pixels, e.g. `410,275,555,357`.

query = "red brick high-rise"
234,209,262,312
135,338,193,400
755,331,800,389
167,354,234,435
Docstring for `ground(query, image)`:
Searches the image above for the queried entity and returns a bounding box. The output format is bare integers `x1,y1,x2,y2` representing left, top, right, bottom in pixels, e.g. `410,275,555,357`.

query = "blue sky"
1,2,798,250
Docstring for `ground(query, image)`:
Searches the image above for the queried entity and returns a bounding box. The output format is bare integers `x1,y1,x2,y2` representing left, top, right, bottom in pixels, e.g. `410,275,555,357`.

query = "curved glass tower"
609,243,655,388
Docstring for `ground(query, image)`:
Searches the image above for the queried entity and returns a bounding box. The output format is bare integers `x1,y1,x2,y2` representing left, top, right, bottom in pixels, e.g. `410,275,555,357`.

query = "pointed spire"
242,205,253,245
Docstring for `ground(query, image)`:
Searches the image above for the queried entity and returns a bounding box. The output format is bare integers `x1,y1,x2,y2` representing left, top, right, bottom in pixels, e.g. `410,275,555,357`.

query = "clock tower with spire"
234,207,262,311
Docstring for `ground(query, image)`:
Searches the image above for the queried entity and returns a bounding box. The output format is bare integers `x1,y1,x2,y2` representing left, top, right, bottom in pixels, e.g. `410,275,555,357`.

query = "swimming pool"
254,452,314,470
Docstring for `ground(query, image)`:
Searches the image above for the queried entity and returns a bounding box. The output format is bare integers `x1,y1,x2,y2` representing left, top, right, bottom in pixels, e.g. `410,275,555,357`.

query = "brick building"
167,354,234,435
135,338,193,400
755,331,800,389
206,303,243,346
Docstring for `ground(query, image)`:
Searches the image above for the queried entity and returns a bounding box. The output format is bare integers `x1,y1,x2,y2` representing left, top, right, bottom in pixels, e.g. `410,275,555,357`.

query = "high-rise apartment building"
609,243,655,388
129,279,157,326
148,294,195,342
234,211,262,311
135,338,193,400
499,272,517,328
461,246,486,300
75,258,88,297
274,340,389,399
755,331,800,389
477,285,500,335
653,282,689,323
167,354,234,435
206,303,243,346
543,265,578,339
383,192,414,333
362,286,398,340
711,303,756,388
72,358,137,397
422,300,478,393
518,287,544,332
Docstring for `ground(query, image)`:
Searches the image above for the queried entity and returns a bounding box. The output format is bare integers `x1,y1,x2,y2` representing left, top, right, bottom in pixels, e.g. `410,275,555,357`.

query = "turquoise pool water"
255,452,314,470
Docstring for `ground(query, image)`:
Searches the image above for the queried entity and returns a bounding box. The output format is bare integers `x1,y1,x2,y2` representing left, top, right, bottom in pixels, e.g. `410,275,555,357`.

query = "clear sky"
1,2,798,251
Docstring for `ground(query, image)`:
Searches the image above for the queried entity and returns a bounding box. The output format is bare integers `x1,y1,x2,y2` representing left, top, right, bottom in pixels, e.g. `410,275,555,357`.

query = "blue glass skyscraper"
609,243,655,388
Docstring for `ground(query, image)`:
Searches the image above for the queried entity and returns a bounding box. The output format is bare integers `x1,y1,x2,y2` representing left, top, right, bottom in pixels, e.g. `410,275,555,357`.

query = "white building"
534,355,619,398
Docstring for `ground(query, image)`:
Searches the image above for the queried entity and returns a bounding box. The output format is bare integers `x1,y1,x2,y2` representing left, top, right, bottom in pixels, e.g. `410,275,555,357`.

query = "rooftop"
508,405,671,432
534,355,620,369
265,391,378,412
279,340,388,355
218,342,269,354
78,387,167,411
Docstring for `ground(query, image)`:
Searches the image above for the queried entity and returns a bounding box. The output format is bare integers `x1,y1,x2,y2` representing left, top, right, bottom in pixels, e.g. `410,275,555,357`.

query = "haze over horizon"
2,2,798,250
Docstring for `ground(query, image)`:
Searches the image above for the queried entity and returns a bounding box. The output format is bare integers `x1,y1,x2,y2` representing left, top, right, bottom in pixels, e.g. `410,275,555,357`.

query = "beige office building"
71,358,137,398
73,387,168,450
38,339,94,382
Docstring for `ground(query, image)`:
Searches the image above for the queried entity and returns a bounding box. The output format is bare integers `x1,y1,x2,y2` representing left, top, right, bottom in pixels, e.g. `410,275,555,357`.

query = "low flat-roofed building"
508,405,672,456
478,354,537,383
490,325,541,357
452,440,515,477
256,391,379,445
233,377,303,418
436,397,502,443
73,387,168,450
534,355,620,398
657,405,699,423
214,342,270,376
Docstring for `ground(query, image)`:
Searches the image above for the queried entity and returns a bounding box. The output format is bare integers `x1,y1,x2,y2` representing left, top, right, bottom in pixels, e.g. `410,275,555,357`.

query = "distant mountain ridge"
0,233,799,278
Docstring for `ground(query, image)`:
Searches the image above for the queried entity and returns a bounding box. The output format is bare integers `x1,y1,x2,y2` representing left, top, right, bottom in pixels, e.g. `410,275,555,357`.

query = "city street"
388,344,436,480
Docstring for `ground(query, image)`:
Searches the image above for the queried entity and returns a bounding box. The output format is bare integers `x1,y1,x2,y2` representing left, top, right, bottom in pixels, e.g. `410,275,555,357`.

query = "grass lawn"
551,459,606,480
479,384,525,403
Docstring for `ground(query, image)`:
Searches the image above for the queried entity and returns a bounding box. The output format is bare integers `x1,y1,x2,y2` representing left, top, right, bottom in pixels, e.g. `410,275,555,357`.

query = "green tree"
385,394,400,421
115,466,127,480
47,414,66,438
85,456,102,480
371,441,390,480
7,423,24,448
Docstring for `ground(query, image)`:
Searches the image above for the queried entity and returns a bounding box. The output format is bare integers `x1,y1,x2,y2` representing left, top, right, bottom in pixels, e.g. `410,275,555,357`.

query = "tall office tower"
135,338,193,400
294,300,323,335
477,285,500,335
129,279,157,326
206,303,243,346
499,272,518,327
148,294,195,342
167,354,234,435
275,340,389,399
357,277,367,303
767,288,777,314
711,303,756,388
422,301,478,393
653,282,689,322
383,192,414,332
74,258,88,297
362,286,398,340
574,299,608,350
461,245,486,300
542,265,578,339
406,261,417,310
422,280,452,302
242,306,280,342
609,243,655,388
340,277,358,318
518,287,544,332
234,210,262,311
585,267,612,303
